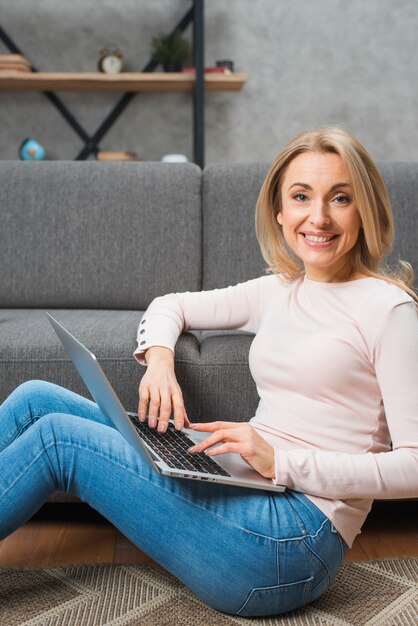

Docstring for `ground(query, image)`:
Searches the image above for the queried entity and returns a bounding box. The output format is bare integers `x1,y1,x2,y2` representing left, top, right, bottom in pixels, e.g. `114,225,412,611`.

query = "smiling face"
277,151,363,282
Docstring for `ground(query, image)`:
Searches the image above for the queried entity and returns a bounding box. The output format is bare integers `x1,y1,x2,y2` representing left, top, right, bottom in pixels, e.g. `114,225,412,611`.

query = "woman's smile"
300,233,339,247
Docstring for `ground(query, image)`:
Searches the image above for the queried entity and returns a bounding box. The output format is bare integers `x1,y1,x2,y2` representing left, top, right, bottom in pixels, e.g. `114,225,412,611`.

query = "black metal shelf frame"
0,0,206,167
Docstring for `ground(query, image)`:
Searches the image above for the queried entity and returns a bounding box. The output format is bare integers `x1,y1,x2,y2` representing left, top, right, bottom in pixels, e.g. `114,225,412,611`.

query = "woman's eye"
334,194,350,204
294,193,308,201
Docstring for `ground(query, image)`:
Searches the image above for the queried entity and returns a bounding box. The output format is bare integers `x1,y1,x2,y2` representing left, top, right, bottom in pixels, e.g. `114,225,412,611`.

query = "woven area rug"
0,558,416,626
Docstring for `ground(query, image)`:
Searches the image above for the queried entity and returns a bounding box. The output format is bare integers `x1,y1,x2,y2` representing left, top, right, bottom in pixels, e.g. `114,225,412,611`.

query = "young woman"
0,128,417,617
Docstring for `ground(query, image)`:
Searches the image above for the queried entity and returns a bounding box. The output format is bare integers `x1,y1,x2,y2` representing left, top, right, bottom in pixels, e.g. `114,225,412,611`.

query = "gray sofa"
0,160,417,501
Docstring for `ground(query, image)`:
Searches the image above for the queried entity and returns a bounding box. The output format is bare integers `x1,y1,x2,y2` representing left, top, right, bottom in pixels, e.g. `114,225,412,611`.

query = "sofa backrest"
0,161,202,309
1,160,416,311
378,162,418,287
202,161,418,290
202,163,270,290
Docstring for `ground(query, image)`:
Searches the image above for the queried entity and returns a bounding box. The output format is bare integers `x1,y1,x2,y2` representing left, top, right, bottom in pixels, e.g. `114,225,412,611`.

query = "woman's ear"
277,212,283,226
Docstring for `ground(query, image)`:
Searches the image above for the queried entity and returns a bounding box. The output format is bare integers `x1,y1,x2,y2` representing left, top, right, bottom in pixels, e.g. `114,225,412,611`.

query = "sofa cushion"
185,330,259,422
0,311,258,423
0,161,202,309
0,309,144,411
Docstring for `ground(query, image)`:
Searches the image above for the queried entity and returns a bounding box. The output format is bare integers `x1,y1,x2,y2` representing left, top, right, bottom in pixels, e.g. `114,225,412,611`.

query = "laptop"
46,312,285,493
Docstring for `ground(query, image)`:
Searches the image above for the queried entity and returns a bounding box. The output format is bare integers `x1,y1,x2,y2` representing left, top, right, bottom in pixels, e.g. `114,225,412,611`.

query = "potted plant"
151,29,191,72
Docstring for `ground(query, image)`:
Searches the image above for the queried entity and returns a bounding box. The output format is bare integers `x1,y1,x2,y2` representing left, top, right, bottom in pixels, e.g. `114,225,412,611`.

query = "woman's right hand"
137,346,191,433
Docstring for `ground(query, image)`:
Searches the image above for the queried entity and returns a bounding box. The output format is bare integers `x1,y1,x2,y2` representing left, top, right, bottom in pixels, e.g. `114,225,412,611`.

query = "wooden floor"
0,500,416,567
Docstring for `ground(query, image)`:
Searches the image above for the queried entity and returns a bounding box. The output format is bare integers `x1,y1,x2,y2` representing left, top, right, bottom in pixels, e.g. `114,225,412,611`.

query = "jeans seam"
236,583,280,616
0,440,150,500
304,517,329,539
236,590,253,616
16,414,44,438
285,492,309,535
275,518,328,543
302,537,331,583
241,517,329,545
243,522,329,542
1,415,42,451
242,529,280,541
276,541,280,584
1,447,52,498
311,574,329,596
236,575,314,616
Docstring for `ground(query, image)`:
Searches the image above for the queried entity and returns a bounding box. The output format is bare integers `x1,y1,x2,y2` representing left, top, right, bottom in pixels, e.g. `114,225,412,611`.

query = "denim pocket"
236,576,314,617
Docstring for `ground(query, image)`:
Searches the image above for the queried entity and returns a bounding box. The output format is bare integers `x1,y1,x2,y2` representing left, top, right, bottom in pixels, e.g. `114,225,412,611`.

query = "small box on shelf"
181,66,232,75
97,151,138,161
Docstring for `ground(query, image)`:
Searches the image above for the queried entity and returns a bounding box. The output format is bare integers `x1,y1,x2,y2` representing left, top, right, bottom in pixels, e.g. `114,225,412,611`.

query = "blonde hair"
255,126,417,301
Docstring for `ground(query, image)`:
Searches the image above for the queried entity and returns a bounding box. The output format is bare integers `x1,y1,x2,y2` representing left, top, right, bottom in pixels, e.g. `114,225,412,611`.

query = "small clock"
98,45,123,74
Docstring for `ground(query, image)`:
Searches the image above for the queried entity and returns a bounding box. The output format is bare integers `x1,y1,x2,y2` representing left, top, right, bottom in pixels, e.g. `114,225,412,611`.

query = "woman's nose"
309,200,331,226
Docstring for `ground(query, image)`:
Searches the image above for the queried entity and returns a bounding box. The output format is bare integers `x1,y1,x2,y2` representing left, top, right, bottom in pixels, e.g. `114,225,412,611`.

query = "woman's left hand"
188,421,275,479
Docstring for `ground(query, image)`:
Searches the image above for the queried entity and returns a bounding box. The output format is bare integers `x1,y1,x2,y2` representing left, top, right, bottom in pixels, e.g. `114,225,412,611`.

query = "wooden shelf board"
0,71,247,92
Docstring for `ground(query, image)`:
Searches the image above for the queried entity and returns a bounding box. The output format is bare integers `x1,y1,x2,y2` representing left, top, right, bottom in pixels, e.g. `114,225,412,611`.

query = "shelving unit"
0,71,246,92
0,0,245,167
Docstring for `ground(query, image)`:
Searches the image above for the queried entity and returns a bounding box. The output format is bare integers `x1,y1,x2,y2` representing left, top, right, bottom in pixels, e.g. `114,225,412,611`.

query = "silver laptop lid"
46,312,156,465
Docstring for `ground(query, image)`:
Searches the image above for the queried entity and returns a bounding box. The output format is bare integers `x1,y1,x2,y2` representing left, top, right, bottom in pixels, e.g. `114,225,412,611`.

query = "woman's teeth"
304,234,335,242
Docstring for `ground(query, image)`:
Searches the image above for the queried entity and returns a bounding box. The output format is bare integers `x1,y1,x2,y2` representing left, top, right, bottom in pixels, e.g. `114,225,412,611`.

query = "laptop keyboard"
129,414,231,477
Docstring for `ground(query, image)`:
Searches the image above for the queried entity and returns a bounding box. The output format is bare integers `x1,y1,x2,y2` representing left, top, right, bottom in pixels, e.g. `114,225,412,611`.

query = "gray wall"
1,0,417,164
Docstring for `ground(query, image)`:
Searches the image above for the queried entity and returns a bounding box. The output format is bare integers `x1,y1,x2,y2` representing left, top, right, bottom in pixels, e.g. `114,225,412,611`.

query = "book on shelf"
0,53,32,72
97,151,138,161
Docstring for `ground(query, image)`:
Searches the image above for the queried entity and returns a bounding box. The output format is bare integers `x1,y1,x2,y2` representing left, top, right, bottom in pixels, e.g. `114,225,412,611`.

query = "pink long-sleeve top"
134,273,418,547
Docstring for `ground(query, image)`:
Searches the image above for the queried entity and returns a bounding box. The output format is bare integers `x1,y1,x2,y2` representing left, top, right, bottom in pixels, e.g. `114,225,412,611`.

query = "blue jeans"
0,380,348,617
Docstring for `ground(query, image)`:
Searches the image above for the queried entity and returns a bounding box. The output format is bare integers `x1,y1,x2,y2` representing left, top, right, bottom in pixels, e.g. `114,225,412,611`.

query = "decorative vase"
163,62,182,72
